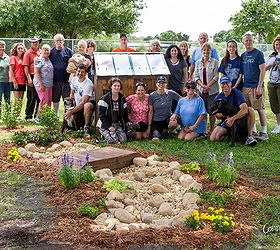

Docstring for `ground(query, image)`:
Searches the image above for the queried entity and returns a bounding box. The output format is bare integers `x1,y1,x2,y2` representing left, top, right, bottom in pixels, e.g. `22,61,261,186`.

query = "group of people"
1,31,280,146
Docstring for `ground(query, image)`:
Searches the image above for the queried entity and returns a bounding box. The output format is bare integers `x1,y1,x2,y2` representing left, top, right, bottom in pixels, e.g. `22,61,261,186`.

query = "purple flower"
86,153,89,163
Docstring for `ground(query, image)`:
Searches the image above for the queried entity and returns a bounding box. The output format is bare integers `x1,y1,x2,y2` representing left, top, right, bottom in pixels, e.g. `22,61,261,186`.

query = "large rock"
134,171,145,181
128,223,140,232
150,184,169,193
104,218,120,230
152,218,173,228
179,174,196,189
140,212,153,224
169,161,180,169
158,202,173,216
125,205,136,214
150,176,164,185
18,147,27,156
172,170,184,181
94,212,108,224
96,169,113,180
133,157,147,167
182,192,200,207
105,200,124,209
74,142,90,149
51,143,62,151
59,141,73,148
188,182,203,191
114,208,135,224
32,152,43,160
148,195,164,208
106,190,124,201
123,198,135,206
25,143,37,152
115,224,130,233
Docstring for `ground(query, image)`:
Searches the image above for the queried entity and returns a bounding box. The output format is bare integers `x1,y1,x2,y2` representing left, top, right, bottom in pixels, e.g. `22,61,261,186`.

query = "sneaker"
245,136,257,146
252,131,259,139
83,126,90,138
271,125,280,134
26,118,33,122
257,132,269,141
34,116,39,124
152,137,160,141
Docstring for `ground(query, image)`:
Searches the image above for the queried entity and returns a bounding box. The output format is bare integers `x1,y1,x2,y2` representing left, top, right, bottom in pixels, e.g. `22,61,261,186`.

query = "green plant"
97,198,106,208
215,163,237,186
103,179,133,192
58,165,80,189
77,203,100,219
205,160,219,181
38,105,60,131
71,129,85,138
179,162,200,173
1,100,21,129
208,207,235,233
80,166,97,183
7,148,20,162
153,156,164,161
12,131,36,145
196,189,234,207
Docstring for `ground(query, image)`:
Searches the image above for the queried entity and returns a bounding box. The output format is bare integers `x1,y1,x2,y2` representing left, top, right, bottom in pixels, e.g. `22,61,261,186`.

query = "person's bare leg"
247,107,255,136
84,102,94,126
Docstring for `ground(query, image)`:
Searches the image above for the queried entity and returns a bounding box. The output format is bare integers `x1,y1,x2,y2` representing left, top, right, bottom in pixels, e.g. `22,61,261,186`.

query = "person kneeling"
210,76,257,146
97,77,132,144
170,81,207,141
64,64,95,137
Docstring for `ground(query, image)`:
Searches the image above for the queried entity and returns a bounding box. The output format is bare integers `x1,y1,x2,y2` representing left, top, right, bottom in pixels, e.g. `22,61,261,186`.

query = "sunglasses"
136,82,146,88
186,86,196,89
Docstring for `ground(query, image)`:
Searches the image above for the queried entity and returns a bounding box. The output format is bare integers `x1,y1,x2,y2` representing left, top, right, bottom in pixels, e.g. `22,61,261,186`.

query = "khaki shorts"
243,87,265,110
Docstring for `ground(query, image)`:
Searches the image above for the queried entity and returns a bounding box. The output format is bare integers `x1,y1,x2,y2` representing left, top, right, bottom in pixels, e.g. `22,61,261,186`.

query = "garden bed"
0,142,266,249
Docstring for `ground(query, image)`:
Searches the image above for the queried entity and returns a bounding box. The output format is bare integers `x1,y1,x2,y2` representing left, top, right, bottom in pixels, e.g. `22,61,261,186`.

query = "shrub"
77,203,100,219
103,179,133,192
97,198,106,208
38,105,60,131
196,189,234,207
80,166,97,183
179,162,200,173
12,131,36,145
58,165,80,189
1,100,21,129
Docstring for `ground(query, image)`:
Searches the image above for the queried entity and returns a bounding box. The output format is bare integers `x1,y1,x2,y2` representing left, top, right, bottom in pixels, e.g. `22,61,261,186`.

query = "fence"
0,38,274,58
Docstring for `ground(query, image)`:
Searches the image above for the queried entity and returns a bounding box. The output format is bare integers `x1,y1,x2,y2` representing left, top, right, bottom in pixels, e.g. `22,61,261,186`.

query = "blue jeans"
0,82,11,104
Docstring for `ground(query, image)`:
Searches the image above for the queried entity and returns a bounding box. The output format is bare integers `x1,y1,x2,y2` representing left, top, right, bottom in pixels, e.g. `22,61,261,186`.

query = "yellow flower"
218,208,225,213
224,216,230,221
193,209,199,216
208,207,215,211
222,221,230,226
194,215,200,221
183,214,189,221
231,221,236,227
229,213,235,217
200,213,208,220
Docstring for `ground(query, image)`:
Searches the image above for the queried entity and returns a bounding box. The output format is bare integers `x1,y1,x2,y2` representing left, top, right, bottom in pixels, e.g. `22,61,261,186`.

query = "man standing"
189,32,219,79
64,64,95,137
112,34,136,52
23,36,41,121
50,34,73,117
241,33,268,140
210,76,257,146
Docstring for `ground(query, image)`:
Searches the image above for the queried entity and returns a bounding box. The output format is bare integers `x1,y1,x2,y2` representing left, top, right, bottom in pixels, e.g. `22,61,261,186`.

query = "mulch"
0,141,275,249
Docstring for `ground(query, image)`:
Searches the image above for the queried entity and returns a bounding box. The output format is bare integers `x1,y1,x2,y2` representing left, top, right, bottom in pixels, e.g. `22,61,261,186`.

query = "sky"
134,0,243,41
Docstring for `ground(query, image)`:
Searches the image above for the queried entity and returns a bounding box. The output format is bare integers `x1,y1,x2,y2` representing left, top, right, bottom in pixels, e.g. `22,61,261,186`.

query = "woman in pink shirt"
126,82,150,139
9,43,26,115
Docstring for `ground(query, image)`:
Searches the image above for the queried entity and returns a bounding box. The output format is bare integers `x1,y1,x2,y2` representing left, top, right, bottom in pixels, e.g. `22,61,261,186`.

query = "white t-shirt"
70,76,95,105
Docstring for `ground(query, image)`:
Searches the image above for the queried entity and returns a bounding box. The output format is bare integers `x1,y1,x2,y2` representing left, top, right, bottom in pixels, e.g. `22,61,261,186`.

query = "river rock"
105,200,124,209
150,176,164,185
133,157,148,167
25,143,37,152
179,174,196,189
172,170,184,181
148,195,164,208
140,212,153,224
158,202,173,216
94,212,108,224
106,190,124,201
182,192,200,207
32,152,43,160
123,198,135,206
114,208,135,224
104,218,120,230
74,142,90,149
18,147,27,156
134,171,145,181
115,224,129,233
59,141,73,147
150,184,169,193
128,223,140,232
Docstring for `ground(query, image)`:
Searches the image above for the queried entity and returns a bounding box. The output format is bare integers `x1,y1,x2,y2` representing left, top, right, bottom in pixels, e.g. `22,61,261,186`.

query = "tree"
213,30,241,43
155,30,189,42
0,0,144,38
229,0,280,43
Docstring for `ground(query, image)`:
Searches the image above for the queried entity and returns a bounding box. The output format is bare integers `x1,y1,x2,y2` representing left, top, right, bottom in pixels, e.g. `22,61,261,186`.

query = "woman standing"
148,75,181,140
170,81,206,140
219,40,243,90
33,44,54,112
194,42,219,132
165,45,188,95
0,40,10,117
86,39,96,81
266,35,280,133
126,82,150,139
9,43,26,117
97,77,131,144
178,41,191,78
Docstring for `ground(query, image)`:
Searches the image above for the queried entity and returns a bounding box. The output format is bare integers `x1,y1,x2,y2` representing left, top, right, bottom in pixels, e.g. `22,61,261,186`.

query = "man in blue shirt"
241,33,268,140
210,76,257,146
189,32,219,80
50,33,73,117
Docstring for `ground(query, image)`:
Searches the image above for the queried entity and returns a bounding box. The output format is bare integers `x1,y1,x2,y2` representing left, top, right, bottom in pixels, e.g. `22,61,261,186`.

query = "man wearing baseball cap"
210,76,257,146
112,33,136,52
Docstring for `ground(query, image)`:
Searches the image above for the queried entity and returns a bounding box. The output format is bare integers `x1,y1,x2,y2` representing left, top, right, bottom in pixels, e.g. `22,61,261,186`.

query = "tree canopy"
0,0,144,38
154,30,189,42
229,0,280,43
213,30,242,43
